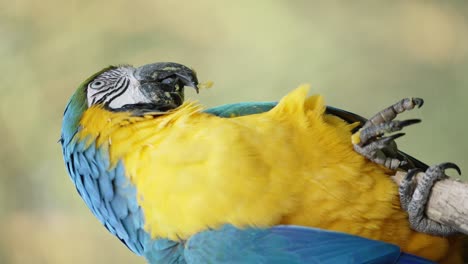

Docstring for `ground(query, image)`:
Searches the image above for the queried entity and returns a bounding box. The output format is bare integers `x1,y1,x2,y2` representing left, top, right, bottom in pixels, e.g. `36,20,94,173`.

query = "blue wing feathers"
83,173,101,206
204,102,276,117
274,231,400,263
126,188,140,214
397,253,437,264
144,239,186,264
110,194,129,219
185,225,435,264
121,214,139,243
98,172,114,201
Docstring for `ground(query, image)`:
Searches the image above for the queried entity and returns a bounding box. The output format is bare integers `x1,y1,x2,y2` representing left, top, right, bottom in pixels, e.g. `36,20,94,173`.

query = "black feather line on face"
94,95,107,105
90,75,130,106
105,82,129,106
91,85,115,98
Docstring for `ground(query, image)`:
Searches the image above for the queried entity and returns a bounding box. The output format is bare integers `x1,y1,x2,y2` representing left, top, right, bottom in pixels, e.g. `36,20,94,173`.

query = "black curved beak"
134,62,199,111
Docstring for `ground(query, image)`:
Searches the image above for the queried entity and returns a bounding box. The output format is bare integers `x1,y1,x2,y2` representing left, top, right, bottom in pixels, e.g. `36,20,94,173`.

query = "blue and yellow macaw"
61,62,463,263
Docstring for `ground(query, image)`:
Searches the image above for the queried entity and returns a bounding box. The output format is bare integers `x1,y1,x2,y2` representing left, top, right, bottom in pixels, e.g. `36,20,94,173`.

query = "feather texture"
185,225,435,264
63,84,460,263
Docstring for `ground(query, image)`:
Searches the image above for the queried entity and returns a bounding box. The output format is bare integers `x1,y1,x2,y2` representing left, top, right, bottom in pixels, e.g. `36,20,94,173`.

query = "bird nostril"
161,77,175,85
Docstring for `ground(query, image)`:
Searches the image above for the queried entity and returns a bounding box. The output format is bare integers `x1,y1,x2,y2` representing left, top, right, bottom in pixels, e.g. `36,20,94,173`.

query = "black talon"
399,119,421,128
412,98,424,108
378,133,405,146
405,168,422,181
440,162,462,175
387,133,405,141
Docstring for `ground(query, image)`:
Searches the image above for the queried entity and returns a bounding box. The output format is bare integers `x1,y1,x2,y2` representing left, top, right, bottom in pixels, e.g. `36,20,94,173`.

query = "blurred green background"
1,1,467,263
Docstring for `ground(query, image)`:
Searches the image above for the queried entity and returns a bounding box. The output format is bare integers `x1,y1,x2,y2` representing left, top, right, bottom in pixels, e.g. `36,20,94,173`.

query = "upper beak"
133,62,199,110
134,62,199,93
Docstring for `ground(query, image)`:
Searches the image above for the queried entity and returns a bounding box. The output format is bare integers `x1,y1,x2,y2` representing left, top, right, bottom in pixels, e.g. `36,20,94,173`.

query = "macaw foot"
352,98,424,170
399,163,461,236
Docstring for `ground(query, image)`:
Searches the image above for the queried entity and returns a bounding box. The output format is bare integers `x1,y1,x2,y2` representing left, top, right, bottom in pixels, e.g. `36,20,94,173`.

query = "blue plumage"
185,225,434,264
204,102,277,117
63,140,143,253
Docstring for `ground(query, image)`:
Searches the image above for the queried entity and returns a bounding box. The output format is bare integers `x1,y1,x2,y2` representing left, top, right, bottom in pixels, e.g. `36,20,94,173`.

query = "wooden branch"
391,171,468,235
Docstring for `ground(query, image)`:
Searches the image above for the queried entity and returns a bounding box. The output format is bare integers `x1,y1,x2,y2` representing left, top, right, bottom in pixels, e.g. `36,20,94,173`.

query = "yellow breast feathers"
76,85,384,241
76,85,456,262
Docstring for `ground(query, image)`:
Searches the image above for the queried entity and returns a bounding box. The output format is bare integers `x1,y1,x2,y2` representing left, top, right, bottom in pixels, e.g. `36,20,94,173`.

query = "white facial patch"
86,67,151,109
107,81,150,109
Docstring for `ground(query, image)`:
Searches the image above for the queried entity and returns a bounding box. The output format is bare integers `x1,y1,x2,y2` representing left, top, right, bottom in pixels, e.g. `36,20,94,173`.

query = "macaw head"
84,62,198,111
61,62,199,144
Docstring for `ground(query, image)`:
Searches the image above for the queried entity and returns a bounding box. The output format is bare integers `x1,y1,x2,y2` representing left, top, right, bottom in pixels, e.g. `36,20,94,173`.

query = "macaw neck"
70,102,203,167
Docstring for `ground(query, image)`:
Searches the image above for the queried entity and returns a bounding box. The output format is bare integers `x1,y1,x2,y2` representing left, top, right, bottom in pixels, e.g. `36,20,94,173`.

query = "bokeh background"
1,1,467,263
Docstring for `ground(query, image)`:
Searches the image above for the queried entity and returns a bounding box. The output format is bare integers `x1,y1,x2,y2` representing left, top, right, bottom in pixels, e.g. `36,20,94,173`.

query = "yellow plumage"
77,85,461,263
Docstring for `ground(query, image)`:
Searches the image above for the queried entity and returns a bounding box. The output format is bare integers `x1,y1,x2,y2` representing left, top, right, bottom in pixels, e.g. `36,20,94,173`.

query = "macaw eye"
89,80,106,89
